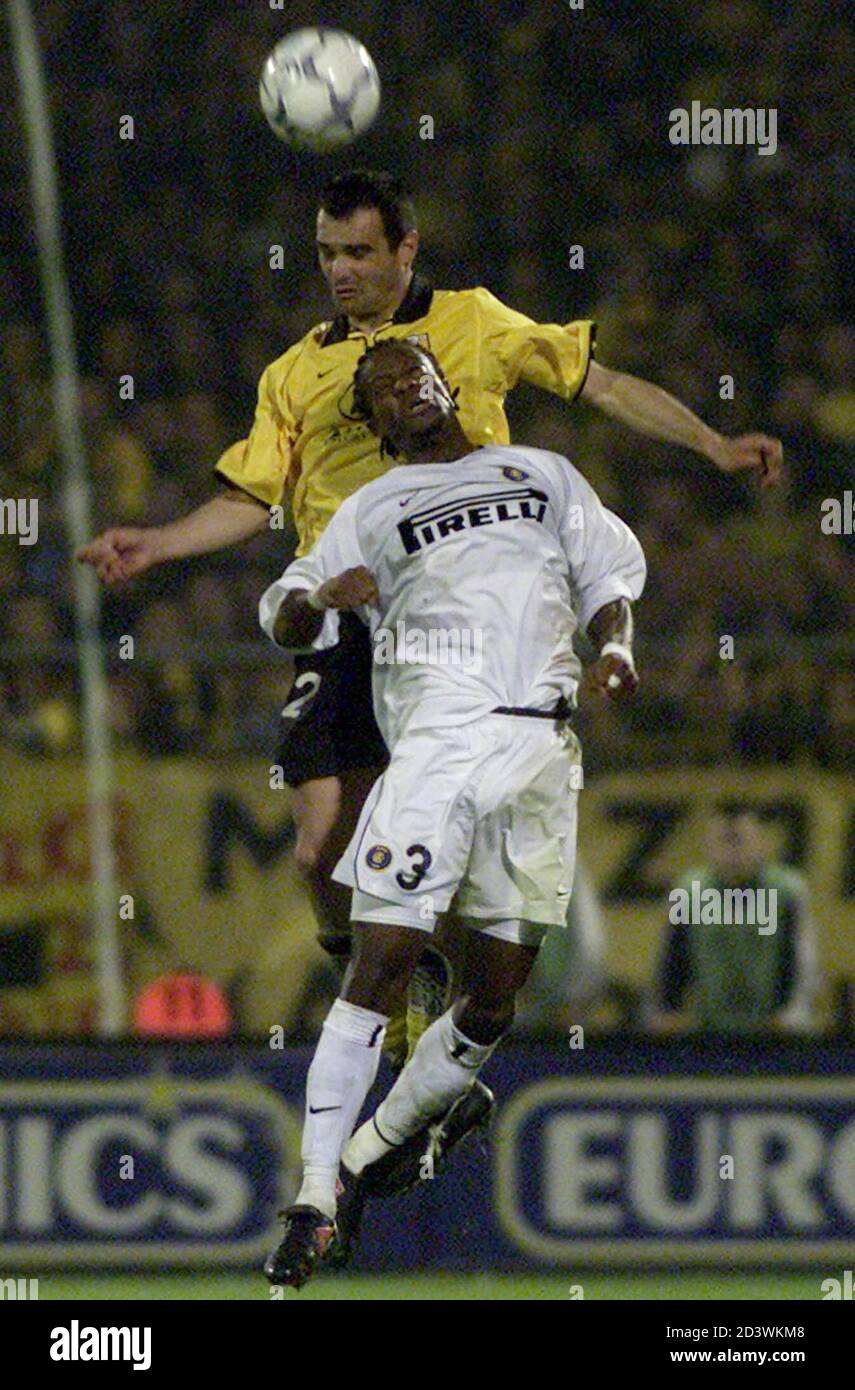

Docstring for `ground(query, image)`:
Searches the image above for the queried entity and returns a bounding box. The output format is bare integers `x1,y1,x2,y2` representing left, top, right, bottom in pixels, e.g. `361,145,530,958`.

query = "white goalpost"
8,0,125,1033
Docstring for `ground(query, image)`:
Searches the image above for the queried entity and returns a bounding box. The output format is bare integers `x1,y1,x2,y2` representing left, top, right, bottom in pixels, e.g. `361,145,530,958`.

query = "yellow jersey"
215,274,594,555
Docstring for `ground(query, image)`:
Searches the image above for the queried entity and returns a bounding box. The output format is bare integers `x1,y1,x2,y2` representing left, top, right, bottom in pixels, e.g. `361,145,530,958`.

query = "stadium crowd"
1,0,852,771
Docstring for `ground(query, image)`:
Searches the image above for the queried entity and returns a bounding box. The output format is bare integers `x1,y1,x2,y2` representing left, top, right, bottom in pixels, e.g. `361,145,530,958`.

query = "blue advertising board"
0,1040,853,1269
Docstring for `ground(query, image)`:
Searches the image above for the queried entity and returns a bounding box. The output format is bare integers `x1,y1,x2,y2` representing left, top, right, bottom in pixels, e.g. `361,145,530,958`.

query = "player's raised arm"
75,476,269,585
77,353,300,585
475,288,782,486
579,361,783,487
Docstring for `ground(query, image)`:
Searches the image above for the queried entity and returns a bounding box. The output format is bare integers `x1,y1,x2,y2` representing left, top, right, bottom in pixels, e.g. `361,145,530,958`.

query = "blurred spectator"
816,665,855,773
0,597,77,754
649,805,820,1033
79,378,156,527
133,599,214,754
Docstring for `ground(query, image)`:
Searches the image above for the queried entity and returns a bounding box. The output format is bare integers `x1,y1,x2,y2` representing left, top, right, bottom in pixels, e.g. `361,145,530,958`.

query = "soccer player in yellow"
78,169,783,1057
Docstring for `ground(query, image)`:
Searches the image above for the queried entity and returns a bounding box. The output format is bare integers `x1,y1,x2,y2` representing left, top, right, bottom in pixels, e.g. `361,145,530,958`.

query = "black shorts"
275,611,389,788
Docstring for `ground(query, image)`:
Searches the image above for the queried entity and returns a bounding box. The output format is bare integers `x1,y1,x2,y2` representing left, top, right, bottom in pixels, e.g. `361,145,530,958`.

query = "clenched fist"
587,649,639,702
76,528,162,585
709,433,783,488
315,566,379,610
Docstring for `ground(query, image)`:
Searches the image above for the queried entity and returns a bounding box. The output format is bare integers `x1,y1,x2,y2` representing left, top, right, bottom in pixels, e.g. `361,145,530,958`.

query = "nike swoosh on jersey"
309,1104,342,1114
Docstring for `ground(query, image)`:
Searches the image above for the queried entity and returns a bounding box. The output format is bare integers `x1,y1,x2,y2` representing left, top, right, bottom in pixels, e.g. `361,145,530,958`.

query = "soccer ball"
259,28,381,152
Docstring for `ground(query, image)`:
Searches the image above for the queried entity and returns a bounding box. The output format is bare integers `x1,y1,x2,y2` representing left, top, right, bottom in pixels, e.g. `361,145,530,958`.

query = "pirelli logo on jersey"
398,487,549,555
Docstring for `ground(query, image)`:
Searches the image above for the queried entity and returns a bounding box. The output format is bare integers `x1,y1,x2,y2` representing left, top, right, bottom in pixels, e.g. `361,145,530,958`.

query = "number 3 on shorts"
396,843,432,891
281,672,321,723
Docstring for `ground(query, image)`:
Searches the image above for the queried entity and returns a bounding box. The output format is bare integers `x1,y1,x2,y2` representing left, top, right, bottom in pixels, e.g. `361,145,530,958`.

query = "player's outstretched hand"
317,565,379,610
75,527,162,585
587,650,639,702
710,433,783,488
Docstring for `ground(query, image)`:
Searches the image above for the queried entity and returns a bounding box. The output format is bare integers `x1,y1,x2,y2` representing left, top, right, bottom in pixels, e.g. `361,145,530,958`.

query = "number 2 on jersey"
281,672,321,722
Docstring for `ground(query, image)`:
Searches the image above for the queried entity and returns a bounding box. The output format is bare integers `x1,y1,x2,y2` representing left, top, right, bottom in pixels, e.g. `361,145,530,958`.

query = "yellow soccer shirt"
215,273,594,555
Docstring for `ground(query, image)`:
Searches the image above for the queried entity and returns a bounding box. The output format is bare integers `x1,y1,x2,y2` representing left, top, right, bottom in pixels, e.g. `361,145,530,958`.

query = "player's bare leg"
321,928,538,1270
292,768,380,964
343,929,539,1184
293,769,455,1064
265,921,540,1284
454,930,540,1042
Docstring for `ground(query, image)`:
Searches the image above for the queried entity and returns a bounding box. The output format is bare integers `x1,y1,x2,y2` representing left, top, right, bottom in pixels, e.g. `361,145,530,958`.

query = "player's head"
706,803,766,881
352,338,457,458
317,170,418,320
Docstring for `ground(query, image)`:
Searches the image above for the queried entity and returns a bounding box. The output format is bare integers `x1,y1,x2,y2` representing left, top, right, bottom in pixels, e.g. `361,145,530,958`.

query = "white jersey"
259,445,646,749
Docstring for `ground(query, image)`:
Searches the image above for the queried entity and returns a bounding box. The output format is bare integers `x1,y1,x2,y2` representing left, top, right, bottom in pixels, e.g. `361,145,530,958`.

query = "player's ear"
398,228,419,267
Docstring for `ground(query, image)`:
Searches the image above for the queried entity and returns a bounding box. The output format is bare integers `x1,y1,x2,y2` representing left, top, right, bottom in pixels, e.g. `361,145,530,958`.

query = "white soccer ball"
259,28,381,152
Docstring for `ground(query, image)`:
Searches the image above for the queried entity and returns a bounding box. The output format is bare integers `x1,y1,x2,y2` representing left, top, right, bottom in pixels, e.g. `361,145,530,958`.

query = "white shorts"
332,714,581,937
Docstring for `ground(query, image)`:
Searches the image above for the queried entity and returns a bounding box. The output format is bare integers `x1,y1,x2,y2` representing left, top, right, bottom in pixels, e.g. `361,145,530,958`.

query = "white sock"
343,1008,498,1174
296,998,388,1218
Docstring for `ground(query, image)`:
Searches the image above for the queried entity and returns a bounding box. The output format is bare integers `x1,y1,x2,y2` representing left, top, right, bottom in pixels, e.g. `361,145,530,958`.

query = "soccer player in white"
78,170,782,1071
259,339,646,1287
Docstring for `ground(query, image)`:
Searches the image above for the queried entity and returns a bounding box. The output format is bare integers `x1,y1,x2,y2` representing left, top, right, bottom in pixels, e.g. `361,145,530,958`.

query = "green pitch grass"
37,1272,819,1301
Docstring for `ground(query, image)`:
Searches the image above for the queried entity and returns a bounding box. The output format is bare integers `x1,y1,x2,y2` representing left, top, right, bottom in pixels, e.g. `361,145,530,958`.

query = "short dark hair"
318,169,416,250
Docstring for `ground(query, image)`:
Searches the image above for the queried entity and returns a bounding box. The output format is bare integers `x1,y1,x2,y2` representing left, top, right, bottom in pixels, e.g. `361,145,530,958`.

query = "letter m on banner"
205,794,295,892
